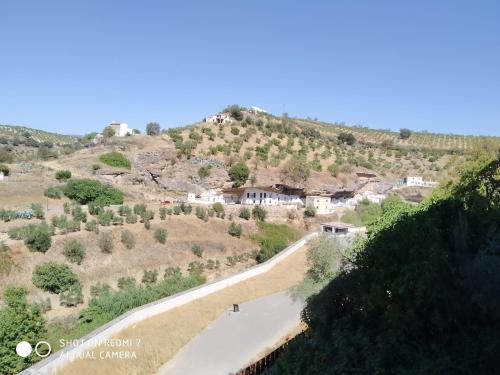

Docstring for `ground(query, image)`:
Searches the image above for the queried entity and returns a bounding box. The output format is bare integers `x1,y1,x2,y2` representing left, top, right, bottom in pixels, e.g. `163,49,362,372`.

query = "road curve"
158,291,304,375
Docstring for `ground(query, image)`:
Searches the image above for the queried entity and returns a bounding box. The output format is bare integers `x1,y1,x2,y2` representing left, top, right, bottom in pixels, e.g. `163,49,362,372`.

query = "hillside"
0,124,80,163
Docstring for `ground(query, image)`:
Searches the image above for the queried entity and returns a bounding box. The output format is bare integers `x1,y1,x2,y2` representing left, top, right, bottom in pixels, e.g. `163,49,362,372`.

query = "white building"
205,113,233,124
187,189,224,204
400,176,438,188
250,106,268,114
305,195,332,215
0,171,4,181
320,221,366,236
223,185,304,206
108,121,133,137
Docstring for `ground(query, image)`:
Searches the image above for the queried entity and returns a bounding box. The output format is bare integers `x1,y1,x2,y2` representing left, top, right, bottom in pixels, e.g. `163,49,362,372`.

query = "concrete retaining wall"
22,232,318,375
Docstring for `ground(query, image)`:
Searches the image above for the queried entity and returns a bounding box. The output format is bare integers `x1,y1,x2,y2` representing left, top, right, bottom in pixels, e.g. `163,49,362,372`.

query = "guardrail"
234,334,299,375
22,231,318,374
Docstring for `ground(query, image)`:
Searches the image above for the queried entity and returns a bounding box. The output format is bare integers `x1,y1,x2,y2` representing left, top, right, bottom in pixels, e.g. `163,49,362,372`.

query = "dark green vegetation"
228,161,250,187
0,287,46,375
32,262,79,294
252,222,299,263
268,155,500,375
55,169,71,180
8,222,53,253
0,163,9,176
99,152,131,169
46,272,202,355
63,178,123,205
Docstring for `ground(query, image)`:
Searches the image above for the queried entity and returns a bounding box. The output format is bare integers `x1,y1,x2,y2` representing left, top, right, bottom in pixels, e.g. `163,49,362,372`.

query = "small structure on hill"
187,189,225,204
320,221,366,236
397,176,438,188
0,171,4,181
250,106,268,114
107,121,132,137
305,195,333,215
205,113,233,124
222,184,304,206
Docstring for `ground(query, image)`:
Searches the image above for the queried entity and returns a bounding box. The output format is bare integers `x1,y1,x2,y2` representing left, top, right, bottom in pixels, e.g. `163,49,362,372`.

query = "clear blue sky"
1,0,499,136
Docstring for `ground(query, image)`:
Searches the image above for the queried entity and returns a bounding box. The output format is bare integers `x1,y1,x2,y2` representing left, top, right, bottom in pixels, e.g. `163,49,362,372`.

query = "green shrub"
117,276,136,290
212,202,225,218
180,203,192,215
85,219,99,233
71,204,87,222
0,287,46,374
98,209,114,226
195,206,208,221
154,228,167,244
252,206,267,221
126,213,138,224
159,207,168,220
173,205,182,215
231,127,240,135
0,163,9,176
133,204,146,216
88,201,103,215
140,209,155,222
0,242,14,276
228,161,249,187
59,282,83,307
99,152,131,169
98,232,114,253
144,219,151,230
146,122,161,136
198,165,211,178
239,207,251,220
304,205,317,217
164,266,182,279
121,229,135,249
24,222,52,252
187,261,206,282
30,203,44,219
112,216,123,225
32,262,79,294
253,222,299,263
44,186,63,199
337,132,356,145
63,240,86,265
191,244,203,257
142,269,158,284
64,178,123,205
118,205,132,217
55,169,72,180
90,282,111,298
283,155,310,182
228,222,242,238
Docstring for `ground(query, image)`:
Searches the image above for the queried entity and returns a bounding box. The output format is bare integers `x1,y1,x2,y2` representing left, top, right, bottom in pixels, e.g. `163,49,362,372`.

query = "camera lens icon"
16,341,51,358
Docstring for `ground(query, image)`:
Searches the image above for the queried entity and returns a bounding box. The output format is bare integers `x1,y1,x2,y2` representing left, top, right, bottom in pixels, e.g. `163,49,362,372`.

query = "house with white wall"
0,171,4,181
222,184,304,206
305,195,333,215
108,121,133,137
187,189,224,204
399,176,438,188
205,113,233,124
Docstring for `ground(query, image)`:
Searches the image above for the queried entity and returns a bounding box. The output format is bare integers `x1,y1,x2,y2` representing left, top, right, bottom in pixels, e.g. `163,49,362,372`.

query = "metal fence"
234,339,292,375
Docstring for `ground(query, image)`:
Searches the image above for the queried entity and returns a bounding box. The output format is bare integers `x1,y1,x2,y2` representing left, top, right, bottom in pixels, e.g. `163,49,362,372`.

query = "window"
264,193,266,198
253,193,256,198
260,193,262,198
247,193,250,198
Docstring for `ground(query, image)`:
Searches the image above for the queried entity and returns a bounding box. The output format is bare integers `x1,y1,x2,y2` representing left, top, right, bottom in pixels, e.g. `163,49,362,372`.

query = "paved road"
158,291,304,375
